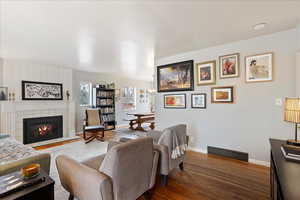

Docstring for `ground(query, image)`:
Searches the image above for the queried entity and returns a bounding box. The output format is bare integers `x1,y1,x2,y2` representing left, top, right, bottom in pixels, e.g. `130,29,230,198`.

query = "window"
80,82,92,106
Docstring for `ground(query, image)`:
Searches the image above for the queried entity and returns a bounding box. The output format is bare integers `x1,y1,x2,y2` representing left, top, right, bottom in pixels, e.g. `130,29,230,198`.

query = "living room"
0,1,300,200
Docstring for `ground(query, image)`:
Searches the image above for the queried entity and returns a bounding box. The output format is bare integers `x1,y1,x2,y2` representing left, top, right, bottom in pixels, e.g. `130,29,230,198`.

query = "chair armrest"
56,155,113,200
81,154,106,170
153,144,169,176
149,150,159,189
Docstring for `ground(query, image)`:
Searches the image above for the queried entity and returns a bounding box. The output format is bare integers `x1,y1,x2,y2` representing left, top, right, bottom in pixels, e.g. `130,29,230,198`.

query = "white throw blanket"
158,124,188,159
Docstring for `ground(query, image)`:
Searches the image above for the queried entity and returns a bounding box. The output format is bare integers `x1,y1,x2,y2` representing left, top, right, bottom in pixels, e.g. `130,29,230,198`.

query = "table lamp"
284,98,300,146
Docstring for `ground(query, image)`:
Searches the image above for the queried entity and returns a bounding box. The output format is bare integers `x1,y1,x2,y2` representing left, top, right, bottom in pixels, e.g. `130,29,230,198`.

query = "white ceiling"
1,0,300,81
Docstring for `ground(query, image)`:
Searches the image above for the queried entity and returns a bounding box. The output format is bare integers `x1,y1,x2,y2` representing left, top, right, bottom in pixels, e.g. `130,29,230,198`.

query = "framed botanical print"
196,60,216,85
191,93,206,109
22,81,63,100
219,53,239,78
157,60,194,92
211,86,234,103
245,52,273,83
164,94,186,109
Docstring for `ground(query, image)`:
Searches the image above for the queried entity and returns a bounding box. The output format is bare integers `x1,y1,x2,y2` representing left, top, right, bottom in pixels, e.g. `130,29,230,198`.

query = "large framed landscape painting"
245,52,273,83
211,86,234,103
22,81,63,100
164,94,186,109
157,60,194,92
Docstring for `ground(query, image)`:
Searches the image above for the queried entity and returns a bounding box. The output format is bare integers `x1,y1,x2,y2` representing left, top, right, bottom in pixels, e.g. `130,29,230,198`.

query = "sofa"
0,137,51,176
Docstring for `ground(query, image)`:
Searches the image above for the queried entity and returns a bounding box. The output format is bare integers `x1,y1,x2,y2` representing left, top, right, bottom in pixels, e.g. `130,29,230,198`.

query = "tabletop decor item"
191,93,206,109
157,60,194,92
196,60,216,85
164,94,186,109
21,164,40,179
245,52,273,83
211,86,234,103
22,81,63,100
284,98,300,146
0,87,8,101
219,53,239,79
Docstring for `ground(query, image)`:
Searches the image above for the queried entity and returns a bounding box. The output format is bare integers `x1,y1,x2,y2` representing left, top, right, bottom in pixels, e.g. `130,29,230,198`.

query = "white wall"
73,70,152,133
296,24,300,96
155,29,298,162
1,59,73,100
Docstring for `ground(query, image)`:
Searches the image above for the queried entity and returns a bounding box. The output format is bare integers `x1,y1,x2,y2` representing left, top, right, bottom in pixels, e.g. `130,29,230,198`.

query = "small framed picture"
196,60,216,85
211,86,234,103
245,52,273,83
0,87,8,101
219,53,239,79
191,93,206,109
164,94,186,109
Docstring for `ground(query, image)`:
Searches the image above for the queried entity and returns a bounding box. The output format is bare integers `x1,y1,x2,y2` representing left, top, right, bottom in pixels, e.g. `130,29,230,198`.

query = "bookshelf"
92,88,116,131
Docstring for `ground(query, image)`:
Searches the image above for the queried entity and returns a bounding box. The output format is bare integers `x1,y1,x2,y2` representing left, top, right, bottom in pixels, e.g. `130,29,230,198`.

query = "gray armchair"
148,124,188,186
56,137,159,200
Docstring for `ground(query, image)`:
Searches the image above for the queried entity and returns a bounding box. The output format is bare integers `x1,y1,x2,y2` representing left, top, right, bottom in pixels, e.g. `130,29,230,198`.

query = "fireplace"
23,116,63,144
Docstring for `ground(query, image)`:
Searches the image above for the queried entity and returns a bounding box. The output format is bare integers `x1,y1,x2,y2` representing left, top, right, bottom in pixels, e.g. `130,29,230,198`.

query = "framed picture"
22,81,63,100
0,87,8,101
219,53,239,78
164,94,186,109
196,60,216,85
211,86,234,103
245,52,273,83
157,60,194,92
191,93,206,109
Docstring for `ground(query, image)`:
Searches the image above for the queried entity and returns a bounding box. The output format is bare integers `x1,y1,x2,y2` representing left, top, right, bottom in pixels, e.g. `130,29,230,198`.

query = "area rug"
40,140,108,200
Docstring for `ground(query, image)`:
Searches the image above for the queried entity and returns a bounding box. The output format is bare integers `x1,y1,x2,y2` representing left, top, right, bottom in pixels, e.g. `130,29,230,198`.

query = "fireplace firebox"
23,116,63,144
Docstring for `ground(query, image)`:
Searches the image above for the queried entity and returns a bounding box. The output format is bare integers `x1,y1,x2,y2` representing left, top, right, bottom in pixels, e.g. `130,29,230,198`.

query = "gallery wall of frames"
157,52,273,109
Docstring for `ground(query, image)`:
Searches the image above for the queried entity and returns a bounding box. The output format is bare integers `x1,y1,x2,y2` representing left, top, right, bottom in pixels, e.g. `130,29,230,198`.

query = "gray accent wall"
155,29,298,162
73,70,152,133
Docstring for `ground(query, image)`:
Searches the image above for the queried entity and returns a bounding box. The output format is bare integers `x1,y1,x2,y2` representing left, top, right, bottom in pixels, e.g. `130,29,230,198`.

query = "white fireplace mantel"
0,100,76,143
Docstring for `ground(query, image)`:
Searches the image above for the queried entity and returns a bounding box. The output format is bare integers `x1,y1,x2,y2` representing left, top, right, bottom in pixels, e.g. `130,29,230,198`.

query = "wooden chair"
83,109,105,144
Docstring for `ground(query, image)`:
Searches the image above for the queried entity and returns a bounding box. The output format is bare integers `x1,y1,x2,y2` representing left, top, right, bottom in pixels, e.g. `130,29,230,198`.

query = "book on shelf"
281,144,300,162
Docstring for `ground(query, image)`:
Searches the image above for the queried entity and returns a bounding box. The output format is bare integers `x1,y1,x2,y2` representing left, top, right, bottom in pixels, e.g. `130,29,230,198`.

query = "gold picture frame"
196,60,216,85
219,53,240,79
211,86,234,104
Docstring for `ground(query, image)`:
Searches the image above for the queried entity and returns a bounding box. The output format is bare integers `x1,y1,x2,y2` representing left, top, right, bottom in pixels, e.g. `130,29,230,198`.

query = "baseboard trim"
188,147,270,167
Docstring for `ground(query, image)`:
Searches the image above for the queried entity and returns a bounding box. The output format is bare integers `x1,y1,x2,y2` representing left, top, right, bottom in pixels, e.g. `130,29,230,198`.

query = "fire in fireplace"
23,116,63,144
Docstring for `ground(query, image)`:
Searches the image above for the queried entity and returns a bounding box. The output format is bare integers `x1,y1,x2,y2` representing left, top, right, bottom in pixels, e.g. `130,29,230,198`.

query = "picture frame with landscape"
245,52,273,83
164,94,186,109
219,53,239,79
157,60,194,92
191,93,206,109
211,86,234,103
196,60,216,85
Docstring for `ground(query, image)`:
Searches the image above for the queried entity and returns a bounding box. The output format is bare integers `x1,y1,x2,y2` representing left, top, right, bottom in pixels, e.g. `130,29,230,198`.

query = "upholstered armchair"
147,124,188,186
83,109,105,143
56,137,159,200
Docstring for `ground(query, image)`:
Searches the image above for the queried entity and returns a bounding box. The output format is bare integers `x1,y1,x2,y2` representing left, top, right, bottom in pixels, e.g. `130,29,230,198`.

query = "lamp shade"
284,98,300,123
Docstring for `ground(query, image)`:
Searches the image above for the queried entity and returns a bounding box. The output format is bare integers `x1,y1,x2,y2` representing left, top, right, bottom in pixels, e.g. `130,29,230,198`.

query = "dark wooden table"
270,138,300,200
1,170,54,200
127,113,154,131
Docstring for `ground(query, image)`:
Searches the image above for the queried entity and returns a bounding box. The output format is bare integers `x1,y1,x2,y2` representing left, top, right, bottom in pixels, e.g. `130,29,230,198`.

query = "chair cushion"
84,125,104,131
87,109,102,126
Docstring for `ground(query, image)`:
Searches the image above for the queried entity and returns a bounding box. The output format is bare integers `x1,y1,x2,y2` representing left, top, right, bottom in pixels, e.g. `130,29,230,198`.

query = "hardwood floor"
34,131,270,200
146,151,270,200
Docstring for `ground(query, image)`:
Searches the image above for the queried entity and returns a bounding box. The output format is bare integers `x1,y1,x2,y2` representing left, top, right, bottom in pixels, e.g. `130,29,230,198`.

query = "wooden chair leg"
161,175,168,186
179,162,184,171
68,194,74,200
